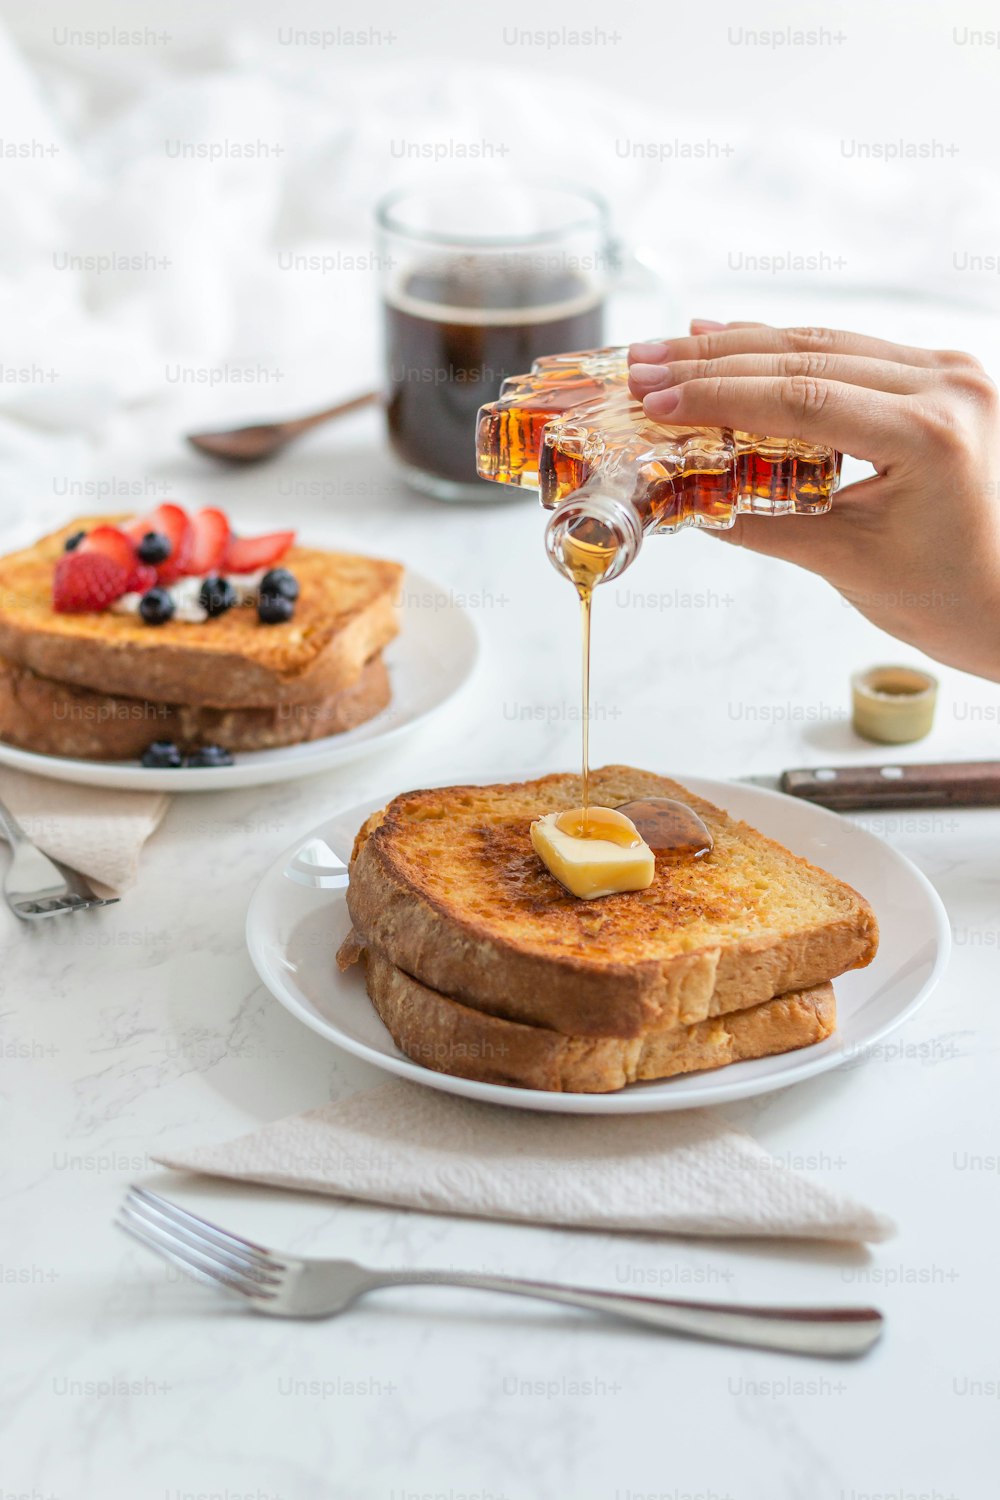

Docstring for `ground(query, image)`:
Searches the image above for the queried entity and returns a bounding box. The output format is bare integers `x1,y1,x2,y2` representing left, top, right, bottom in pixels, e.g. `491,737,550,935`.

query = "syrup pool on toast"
614,799,713,861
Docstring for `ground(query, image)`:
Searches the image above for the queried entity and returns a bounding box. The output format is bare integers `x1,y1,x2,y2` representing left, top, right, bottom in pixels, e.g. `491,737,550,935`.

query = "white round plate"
246,772,950,1114
0,569,479,791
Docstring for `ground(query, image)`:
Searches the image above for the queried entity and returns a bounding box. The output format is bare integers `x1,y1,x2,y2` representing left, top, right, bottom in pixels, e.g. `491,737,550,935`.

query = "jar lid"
851,664,938,745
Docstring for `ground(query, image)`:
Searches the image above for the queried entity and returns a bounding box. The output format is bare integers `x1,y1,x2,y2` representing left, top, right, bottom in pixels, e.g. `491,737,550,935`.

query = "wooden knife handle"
781,761,1000,810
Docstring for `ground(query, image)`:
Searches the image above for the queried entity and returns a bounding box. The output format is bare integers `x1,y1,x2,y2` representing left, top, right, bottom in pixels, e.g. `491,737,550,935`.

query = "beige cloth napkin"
0,768,168,893
156,1078,895,1244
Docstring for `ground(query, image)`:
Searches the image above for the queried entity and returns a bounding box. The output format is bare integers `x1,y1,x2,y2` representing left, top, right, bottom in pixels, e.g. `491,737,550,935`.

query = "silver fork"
117,1187,884,1358
0,795,119,920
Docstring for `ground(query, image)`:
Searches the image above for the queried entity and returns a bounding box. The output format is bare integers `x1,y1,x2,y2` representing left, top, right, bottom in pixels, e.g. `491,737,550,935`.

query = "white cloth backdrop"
2,20,999,523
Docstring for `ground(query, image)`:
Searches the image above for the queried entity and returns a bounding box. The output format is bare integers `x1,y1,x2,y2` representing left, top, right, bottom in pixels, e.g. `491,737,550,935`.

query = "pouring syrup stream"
559,522,619,831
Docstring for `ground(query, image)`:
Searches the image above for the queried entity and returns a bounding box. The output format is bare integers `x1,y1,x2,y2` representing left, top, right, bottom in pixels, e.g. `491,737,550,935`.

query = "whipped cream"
112,568,267,624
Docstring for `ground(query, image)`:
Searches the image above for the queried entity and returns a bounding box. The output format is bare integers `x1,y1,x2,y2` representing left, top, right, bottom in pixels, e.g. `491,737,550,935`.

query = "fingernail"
628,362,674,391
628,340,670,364
644,387,681,417
690,318,725,332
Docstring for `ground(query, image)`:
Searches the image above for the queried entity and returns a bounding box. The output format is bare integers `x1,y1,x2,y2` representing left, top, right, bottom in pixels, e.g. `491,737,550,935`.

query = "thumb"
709,475,886,579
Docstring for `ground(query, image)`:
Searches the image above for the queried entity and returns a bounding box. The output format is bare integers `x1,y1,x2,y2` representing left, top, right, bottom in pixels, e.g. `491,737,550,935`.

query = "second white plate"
246,772,951,1114
0,568,479,791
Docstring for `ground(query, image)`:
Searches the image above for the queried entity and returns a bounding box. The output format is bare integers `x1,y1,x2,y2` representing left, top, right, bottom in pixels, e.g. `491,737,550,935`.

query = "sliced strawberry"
150,506,192,583
53,551,128,613
222,529,296,574
124,504,192,584
187,507,231,575
79,525,135,576
123,514,151,544
125,561,158,595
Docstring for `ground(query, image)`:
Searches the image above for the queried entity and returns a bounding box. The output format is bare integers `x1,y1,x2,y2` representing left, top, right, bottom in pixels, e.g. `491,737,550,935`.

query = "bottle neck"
544,489,644,590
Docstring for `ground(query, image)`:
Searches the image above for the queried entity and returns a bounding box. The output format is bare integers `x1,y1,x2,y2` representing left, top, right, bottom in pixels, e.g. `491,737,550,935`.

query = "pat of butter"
530,811,655,900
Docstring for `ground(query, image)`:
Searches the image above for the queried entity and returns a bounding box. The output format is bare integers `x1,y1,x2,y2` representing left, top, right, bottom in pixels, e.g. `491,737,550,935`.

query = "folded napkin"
0,768,167,894
156,1079,894,1244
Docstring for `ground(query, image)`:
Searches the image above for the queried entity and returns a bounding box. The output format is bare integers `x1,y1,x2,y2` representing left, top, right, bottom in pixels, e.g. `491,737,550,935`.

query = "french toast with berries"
0,505,402,760
0,510,402,711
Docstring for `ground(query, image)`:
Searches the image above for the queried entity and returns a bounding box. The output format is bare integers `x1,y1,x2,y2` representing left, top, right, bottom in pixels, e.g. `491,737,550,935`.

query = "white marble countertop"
5,297,1000,1498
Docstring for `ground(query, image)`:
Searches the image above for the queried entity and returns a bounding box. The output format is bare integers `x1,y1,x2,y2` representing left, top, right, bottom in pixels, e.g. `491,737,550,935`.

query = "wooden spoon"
186,389,380,463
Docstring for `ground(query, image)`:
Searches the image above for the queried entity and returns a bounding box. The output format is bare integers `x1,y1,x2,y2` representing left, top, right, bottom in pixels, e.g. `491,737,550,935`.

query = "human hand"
628,320,1000,681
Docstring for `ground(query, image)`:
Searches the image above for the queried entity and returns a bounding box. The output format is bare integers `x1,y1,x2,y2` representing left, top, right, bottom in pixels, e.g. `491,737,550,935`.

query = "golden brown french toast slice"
361,945,836,1093
343,766,878,1039
0,652,389,759
0,516,401,708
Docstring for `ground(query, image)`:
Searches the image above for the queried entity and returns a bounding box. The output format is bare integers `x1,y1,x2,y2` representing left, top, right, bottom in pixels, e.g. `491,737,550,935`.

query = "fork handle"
0,795,29,848
374,1272,882,1357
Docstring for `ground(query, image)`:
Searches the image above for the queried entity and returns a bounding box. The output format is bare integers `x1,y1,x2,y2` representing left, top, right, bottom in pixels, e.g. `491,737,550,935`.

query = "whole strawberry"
53,551,128,613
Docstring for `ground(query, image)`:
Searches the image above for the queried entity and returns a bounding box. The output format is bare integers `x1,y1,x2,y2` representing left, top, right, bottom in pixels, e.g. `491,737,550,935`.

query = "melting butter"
530,807,655,900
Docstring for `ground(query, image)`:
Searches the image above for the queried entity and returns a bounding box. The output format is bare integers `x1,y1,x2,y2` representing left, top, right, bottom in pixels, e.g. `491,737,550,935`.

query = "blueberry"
139,587,175,625
141,740,183,769
260,568,299,601
137,530,172,564
199,575,237,617
64,530,86,552
258,592,295,625
185,744,235,768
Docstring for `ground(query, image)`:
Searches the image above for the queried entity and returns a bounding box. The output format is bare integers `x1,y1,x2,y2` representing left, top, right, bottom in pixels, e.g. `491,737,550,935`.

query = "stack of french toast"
0,507,402,761
339,766,879,1094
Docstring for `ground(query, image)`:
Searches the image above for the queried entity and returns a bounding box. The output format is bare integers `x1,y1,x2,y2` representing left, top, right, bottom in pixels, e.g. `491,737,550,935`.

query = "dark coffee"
384,258,604,490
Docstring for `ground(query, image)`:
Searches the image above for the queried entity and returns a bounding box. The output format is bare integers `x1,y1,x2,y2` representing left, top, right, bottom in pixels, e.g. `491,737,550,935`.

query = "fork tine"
115,1218,238,1290
116,1206,263,1302
117,1209,276,1301
128,1186,287,1267
18,896,87,916
60,881,120,909
123,1194,284,1286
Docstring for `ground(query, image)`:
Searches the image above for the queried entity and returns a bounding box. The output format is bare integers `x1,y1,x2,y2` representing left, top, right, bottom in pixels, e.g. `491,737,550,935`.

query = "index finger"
629,324,968,372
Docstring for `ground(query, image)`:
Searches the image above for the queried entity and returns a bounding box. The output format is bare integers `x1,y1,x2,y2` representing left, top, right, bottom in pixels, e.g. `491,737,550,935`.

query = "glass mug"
376,181,612,502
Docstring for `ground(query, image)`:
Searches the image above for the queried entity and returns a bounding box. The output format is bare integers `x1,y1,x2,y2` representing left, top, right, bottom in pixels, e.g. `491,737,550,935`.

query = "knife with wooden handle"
742,761,1000,811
